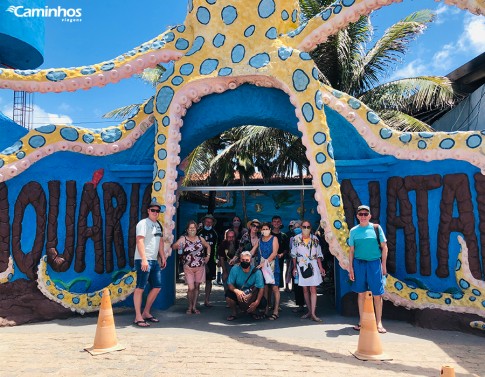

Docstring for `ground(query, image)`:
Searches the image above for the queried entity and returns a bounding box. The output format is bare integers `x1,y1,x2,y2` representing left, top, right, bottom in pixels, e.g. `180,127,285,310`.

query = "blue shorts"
135,260,162,289
352,259,385,296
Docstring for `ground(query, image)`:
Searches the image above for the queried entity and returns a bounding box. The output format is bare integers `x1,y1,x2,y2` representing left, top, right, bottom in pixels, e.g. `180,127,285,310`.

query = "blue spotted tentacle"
36,256,136,314
385,236,485,317
281,0,485,52
0,257,14,284
0,27,190,93
0,97,156,183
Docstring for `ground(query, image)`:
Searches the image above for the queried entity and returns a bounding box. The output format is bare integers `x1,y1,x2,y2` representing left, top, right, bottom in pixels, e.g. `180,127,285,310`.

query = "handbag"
261,259,275,285
299,263,314,278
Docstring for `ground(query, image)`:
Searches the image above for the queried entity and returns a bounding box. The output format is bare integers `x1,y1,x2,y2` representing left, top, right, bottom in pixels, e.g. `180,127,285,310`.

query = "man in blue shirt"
225,251,266,320
349,205,388,333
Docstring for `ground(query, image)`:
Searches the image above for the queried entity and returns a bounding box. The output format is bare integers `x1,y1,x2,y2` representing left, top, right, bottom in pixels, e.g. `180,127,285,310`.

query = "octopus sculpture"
1,0,485,319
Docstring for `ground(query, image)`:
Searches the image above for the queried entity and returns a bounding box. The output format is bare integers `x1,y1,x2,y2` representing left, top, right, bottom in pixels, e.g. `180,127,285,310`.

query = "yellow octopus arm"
281,0,485,52
36,256,136,314
0,97,156,183
0,257,14,284
0,25,193,93
385,236,485,317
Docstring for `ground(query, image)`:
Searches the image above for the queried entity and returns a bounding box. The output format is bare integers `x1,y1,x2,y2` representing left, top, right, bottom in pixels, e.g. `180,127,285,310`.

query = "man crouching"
225,251,266,321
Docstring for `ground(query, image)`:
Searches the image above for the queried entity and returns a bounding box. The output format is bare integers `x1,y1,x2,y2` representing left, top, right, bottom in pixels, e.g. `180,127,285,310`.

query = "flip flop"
301,313,310,319
251,313,264,320
353,324,361,331
133,320,150,327
268,314,279,320
377,326,387,334
186,309,193,315
192,309,201,315
143,316,159,323
226,315,237,321
311,316,323,323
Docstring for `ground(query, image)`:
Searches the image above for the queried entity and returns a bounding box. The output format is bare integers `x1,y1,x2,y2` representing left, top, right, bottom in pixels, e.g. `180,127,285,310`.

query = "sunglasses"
357,212,369,217
149,208,161,213
251,224,260,228
302,225,311,229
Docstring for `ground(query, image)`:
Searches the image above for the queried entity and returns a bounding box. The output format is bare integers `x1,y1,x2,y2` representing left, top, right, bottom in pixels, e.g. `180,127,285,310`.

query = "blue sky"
0,0,484,129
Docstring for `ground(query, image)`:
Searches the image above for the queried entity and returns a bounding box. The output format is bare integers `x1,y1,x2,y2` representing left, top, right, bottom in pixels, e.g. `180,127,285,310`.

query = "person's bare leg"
142,287,161,318
374,295,385,331
187,284,195,313
133,288,145,322
204,280,212,306
357,292,365,325
193,283,201,313
226,297,238,318
264,285,270,316
310,286,320,321
301,286,311,318
272,285,280,317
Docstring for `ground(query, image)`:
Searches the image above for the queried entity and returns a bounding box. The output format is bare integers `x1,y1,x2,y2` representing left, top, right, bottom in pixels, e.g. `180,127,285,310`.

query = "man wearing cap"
133,202,167,327
197,214,219,307
348,205,388,333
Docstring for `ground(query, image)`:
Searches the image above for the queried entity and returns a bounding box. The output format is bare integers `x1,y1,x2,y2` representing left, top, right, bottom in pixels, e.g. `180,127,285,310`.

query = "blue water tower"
0,0,45,69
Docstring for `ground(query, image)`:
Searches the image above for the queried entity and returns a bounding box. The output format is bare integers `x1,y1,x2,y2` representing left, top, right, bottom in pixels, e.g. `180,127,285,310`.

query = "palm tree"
300,0,459,131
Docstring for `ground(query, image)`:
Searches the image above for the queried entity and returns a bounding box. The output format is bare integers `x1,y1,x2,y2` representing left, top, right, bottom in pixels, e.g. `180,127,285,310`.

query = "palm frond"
360,76,457,112
358,10,435,93
102,103,141,120
135,65,166,87
380,110,434,132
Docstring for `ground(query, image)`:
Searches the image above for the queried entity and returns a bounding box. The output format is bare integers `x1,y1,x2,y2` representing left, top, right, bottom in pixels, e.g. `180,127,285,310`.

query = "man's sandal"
143,316,159,323
268,314,279,320
133,320,150,327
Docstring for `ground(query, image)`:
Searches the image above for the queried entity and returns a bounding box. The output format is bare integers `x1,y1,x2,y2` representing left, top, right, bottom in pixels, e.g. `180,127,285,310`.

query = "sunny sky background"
0,0,484,129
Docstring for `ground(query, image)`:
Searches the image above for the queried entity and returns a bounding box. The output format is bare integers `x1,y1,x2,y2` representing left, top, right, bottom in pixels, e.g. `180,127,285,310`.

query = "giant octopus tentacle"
386,236,485,317
36,255,136,314
0,97,156,183
317,84,485,175
0,27,191,93
281,0,485,52
0,257,14,284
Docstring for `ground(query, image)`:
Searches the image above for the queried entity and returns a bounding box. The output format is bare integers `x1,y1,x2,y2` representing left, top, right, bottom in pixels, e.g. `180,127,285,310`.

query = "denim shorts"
352,259,385,296
135,260,162,289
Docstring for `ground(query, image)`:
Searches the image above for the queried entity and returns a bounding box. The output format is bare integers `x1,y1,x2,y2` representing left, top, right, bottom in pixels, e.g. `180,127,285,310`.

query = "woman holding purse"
250,222,280,320
291,220,325,322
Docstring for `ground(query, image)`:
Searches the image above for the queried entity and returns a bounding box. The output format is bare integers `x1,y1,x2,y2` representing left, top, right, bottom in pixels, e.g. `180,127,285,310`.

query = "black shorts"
205,258,216,280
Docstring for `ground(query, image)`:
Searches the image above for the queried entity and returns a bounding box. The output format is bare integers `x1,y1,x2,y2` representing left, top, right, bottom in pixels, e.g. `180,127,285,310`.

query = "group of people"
132,202,388,334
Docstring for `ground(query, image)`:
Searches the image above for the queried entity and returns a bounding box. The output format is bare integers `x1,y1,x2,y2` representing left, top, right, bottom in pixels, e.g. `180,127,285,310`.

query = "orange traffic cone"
440,365,455,377
84,288,125,355
352,291,391,361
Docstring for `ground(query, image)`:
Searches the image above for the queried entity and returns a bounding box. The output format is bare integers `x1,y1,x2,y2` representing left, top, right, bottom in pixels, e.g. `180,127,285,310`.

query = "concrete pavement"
1,284,484,377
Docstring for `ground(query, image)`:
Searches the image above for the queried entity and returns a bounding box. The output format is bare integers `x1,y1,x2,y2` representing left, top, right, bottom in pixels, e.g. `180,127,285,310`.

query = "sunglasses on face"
251,224,260,228
149,208,160,213
302,225,311,229
357,212,369,217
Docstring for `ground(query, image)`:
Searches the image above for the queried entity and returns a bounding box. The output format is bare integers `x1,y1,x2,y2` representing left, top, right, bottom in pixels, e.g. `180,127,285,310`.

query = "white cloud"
432,43,455,72
390,59,428,80
1,104,73,127
458,15,485,54
434,3,461,24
